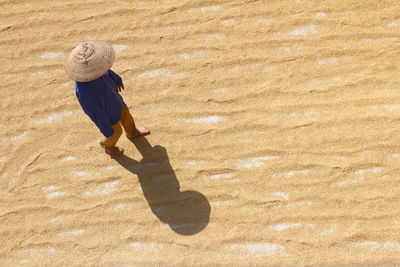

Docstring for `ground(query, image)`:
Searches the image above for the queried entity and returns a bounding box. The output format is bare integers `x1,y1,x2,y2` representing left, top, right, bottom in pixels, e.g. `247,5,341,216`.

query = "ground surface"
2,0,400,266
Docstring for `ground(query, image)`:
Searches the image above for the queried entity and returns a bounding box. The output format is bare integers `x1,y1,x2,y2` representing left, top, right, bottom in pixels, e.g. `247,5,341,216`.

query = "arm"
108,69,124,87
76,88,114,138
108,69,124,93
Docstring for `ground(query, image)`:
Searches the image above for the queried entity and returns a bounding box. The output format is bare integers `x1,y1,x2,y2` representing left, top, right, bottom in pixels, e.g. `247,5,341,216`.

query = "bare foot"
104,146,124,158
129,127,150,139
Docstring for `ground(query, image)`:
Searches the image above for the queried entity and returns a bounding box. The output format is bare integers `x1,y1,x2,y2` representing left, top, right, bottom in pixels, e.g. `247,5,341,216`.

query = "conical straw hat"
65,40,115,82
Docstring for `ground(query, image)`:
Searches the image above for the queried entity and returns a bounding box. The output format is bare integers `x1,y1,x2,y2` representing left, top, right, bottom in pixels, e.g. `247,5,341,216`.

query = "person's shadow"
114,136,210,235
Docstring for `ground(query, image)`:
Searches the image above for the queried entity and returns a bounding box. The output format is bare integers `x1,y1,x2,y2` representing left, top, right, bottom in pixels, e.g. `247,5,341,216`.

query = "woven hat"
65,40,115,82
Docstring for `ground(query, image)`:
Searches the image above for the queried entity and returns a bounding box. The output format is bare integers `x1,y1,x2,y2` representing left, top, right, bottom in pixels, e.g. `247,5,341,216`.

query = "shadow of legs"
114,137,211,235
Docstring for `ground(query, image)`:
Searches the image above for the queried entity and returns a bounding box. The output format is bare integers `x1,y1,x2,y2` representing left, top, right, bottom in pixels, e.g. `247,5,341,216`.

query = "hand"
116,84,124,93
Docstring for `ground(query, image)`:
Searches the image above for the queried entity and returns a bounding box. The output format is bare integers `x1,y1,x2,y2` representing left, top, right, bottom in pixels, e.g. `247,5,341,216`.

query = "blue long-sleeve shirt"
75,69,126,138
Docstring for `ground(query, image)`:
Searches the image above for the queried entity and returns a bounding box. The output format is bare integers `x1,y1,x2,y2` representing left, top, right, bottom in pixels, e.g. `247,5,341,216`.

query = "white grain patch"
179,53,190,59
47,191,66,199
61,82,70,87
336,176,364,186
232,65,240,71
0,156,5,163
32,111,73,124
320,224,337,235
10,131,27,141
384,105,400,111
256,18,273,23
230,243,288,258
189,5,223,13
32,70,47,76
214,88,227,93
162,25,181,31
131,242,164,251
318,58,338,65
368,105,378,111
106,165,118,170
355,167,383,175
305,111,319,117
264,65,277,72
48,248,56,253
15,166,24,177
60,156,75,162
84,181,119,196
388,19,400,27
184,116,225,124
272,192,289,200
210,173,233,180
1,172,8,180
179,51,205,59
369,105,400,112
210,200,233,206
138,69,185,79
277,47,291,54
190,51,205,58
75,171,89,176
269,223,302,231
58,229,85,236
222,19,235,24
41,52,64,59
314,12,327,18
306,223,315,229
187,160,202,166
391,153,400,158
237,156,278,168
42,185,57,193
359,241,400,251
359,39,372,45
232,178,240,182
289,25,317,36
286,201,312,208
379,175,389,181
112,44,129,52
28,249,42,260
205,34,225,42
360,37,398,45
273,170,310,178
114,203,135,211
50,216,62,222
9,177,16,185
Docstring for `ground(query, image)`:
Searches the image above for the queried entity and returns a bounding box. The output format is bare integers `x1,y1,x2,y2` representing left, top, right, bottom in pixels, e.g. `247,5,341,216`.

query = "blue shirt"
75,70,126,138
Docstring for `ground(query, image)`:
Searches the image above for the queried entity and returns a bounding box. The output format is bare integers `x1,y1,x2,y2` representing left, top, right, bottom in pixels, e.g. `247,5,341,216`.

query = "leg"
120,104,150,139
100,122,124,157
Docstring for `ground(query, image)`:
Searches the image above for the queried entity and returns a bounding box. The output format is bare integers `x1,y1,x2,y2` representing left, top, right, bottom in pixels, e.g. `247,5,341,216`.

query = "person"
65,40,150,157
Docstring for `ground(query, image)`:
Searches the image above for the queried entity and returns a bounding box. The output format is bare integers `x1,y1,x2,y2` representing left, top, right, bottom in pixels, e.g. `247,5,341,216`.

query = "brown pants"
101,105,135,148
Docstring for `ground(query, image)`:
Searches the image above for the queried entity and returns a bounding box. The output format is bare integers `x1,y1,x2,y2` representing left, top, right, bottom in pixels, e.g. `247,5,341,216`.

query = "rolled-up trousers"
101,104,135,147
